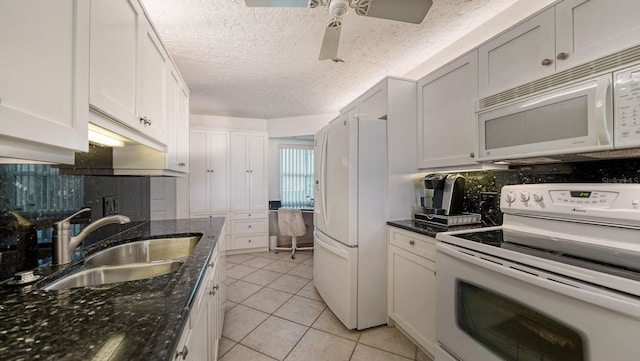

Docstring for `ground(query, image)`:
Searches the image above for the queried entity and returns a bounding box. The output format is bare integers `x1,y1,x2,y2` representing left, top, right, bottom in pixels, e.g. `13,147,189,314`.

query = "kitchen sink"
84,236,200,268
42,261,184,290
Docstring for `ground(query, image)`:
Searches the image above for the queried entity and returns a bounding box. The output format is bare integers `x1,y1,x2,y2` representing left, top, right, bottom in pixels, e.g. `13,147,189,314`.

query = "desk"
269,209,314,246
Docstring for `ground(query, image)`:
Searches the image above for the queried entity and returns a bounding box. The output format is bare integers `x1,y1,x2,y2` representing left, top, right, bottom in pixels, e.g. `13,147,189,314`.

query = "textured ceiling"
140,0,519,119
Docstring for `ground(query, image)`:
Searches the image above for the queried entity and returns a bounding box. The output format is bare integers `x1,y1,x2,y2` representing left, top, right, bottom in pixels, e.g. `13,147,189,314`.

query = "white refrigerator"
313,114,388,330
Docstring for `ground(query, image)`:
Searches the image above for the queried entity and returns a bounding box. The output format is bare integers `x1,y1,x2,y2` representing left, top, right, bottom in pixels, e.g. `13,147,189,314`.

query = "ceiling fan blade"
319,24,341,60
244,0,309,7
356,0,433,24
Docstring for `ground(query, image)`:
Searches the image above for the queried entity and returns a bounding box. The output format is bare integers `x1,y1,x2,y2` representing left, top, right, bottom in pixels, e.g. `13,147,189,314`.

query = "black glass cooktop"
452,229,640,285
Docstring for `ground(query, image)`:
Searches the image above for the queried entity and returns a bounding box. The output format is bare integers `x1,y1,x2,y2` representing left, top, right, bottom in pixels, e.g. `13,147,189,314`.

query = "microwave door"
477,75,613,162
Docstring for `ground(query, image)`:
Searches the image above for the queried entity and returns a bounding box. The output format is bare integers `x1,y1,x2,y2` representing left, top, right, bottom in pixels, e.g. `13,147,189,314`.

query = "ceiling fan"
245,0,433,61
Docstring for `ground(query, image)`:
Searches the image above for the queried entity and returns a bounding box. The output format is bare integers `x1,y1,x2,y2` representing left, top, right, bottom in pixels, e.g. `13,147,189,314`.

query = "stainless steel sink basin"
42,261,183,290
84,236,200,268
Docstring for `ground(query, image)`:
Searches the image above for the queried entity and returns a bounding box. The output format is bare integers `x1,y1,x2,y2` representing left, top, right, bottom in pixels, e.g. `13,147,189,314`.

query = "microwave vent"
478,44,640,111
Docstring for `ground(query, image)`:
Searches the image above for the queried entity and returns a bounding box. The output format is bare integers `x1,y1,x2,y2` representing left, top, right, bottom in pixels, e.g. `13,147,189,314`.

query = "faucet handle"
54,208,92,229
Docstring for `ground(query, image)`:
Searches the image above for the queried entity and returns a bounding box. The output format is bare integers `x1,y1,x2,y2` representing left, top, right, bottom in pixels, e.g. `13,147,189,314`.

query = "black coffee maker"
422,174,465,215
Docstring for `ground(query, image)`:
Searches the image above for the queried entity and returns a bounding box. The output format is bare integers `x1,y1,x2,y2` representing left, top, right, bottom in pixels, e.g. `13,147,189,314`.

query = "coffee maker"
421,173,465,215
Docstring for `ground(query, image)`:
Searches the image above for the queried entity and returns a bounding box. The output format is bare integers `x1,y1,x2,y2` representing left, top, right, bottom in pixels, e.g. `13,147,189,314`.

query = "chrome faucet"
52,208,131,265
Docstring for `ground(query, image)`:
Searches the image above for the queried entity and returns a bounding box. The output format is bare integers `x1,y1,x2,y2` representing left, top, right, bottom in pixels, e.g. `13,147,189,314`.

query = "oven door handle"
436,242,640,317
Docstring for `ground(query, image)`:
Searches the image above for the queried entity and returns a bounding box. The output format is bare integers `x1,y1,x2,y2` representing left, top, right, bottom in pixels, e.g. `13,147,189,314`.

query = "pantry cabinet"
0,0,89,164
387,226,436,358
89,0,167,148
417,50,478,169
190,129,268,253
479,0,640,98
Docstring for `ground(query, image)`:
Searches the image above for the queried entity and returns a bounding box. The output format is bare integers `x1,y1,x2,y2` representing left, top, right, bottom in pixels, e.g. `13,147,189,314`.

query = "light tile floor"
220,251,434,361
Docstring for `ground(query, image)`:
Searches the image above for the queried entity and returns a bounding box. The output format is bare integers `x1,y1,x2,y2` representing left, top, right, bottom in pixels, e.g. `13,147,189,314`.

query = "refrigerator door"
313,228,358,329
314,125,328,234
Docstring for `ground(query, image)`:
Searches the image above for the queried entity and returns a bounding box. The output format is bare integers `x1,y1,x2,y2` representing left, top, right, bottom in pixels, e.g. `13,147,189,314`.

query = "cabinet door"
177,85,190,172
230,132,250,210
89,0,139,127
249,133,267,210
137,17,167,143
388,245,436,356
478,8,555,98
166,67,180,171
359,83,387,119
210,131,230,212
189,130,211,214
0,0,89,160
209,256,220,360
417,51,478,169
555,0,640,71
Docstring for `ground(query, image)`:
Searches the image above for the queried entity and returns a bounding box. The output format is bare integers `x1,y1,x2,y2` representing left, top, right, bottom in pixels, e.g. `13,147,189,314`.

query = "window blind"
279,147,314,208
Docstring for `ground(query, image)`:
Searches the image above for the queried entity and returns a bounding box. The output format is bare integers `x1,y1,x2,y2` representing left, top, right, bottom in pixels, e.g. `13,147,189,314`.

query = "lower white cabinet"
387,226,436,358
174,238,225,360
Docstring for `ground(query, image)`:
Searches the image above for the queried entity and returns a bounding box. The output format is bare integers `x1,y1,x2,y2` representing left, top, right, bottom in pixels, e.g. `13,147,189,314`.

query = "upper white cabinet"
478,8,555,98
417,50,478,169
0,0,89,164
555,0,640,71
480,0,640,98
89,0,167,147
230,132,267,211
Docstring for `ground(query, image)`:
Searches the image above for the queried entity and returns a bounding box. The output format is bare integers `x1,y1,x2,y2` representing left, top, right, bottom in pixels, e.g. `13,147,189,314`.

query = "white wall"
190,113,268,131
267,113,336,138
403,0,556,80
268,138,314,201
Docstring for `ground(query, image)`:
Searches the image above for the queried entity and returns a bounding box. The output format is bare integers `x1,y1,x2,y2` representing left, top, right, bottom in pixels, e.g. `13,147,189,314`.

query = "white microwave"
476,64,640,162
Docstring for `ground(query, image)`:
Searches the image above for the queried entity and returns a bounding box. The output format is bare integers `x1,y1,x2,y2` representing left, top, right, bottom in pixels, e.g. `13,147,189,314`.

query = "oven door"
436,242,640,361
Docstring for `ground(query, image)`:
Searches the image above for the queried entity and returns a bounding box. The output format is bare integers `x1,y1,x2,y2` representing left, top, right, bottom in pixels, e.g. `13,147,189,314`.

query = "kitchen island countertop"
0,217,224,361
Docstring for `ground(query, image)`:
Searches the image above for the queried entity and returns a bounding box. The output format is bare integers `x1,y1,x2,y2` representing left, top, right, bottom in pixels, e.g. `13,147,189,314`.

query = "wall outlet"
480,192,499,210
103,195,119,216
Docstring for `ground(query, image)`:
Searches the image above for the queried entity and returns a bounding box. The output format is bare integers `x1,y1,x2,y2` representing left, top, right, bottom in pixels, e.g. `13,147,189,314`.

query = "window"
279,146,314,208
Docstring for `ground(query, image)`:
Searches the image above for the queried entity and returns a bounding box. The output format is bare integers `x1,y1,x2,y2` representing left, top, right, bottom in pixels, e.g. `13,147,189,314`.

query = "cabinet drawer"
230,234,267,250
389,227,436,261
231,220,267,235
233,211,268,220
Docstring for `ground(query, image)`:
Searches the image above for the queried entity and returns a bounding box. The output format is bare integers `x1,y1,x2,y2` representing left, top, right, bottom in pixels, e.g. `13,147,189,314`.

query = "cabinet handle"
469,152,475,158
248,225,252,228
409,240,415,245
248,239,252,243
248,214,251,217
175,345,188,360
541,58,553,66
179,162,185,167
556,52,568,60
209,285,219,295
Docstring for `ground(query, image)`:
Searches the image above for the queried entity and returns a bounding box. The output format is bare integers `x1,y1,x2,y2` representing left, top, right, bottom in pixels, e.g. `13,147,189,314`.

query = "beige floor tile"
287,264,313,279
226,253,257,264
222,304,270,342
226,280,263,303
225,300,238,311
296,281,323,302
311,308,360,342
263,260,297,273
267,274,309,294
416,347,433,361
358,326,417,359
242,256,276,268
218,337,237,359
350,344,414,361
302,257,313,266
220,344,277,361
274,295,326,326
269,250,311,263
284,328,356,361
224,277,238,287
227,264,259,279
242,269,282,286
242,287,293,314
241,316,308,360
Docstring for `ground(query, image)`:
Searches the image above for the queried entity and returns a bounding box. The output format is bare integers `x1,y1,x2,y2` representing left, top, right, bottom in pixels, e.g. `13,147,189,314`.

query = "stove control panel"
500,184,640,226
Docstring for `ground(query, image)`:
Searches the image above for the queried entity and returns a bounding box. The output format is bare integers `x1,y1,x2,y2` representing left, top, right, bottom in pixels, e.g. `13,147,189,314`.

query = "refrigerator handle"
321,130,329,227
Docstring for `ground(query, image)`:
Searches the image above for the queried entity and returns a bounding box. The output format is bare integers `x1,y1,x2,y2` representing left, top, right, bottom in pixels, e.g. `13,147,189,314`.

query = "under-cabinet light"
88,124,125,147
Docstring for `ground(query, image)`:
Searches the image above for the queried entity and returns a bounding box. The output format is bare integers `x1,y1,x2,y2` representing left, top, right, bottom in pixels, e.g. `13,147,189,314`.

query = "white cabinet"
89,0,167,148
479,0,640,98
339,77,417,221
0,0,89,164
174,241,225,361
189,129,268,253
387,226,436,358
417,50,478,169
230,132,267,211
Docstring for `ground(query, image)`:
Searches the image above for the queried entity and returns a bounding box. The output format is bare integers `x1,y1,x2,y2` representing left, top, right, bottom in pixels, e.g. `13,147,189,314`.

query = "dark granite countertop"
387,219,487,238
0,217,225,361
